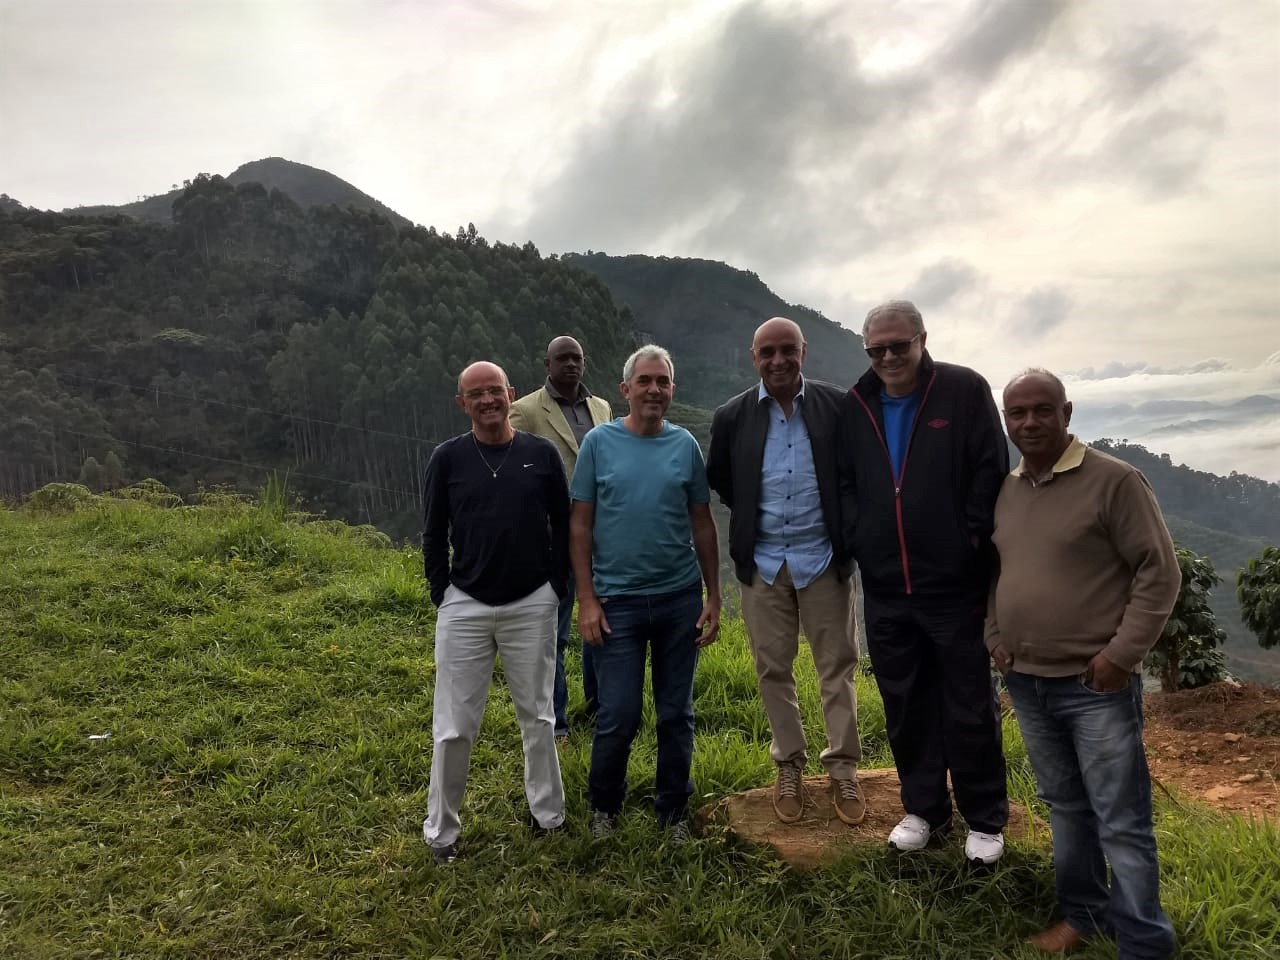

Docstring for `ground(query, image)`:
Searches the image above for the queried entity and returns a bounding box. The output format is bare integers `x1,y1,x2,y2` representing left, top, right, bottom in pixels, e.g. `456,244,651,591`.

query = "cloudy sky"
3,0,1277,478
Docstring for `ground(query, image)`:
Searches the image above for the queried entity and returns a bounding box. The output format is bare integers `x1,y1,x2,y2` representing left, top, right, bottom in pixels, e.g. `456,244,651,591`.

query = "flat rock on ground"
699,767,1041,869
700,682,1279,868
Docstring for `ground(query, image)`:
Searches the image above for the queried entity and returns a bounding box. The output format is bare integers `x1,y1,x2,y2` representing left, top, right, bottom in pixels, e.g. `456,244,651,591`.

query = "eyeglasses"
864,334,921,360
461,386,509,400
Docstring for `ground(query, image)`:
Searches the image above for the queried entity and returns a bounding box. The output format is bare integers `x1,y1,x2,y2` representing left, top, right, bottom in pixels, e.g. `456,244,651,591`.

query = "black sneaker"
530,815,567,838
430,842,457,865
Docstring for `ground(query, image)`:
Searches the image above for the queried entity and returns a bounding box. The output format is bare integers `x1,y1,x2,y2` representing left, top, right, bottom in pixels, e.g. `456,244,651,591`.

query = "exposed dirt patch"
1142,680,1280,815
699,768,1042,869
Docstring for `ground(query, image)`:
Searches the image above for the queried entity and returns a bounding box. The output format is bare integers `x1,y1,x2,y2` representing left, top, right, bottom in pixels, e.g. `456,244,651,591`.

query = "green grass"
1,490,1276,959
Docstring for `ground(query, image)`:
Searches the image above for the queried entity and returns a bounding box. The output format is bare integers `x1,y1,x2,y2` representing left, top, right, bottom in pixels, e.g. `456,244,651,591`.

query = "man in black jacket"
708,317,863,826
840,300,1008,865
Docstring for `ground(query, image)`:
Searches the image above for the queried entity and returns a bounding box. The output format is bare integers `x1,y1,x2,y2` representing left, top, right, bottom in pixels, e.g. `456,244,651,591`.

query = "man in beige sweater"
986,369,1180,959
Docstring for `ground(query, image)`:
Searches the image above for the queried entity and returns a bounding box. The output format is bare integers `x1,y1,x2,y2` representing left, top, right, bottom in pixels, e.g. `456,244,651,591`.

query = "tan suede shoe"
1026,921,1087,954
772,761,804,823
830,776,866,825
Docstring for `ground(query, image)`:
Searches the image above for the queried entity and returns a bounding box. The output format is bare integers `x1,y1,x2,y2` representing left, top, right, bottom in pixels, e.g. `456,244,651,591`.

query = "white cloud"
1016,288,1073,337
904,259,981,310
1069,358,1232,380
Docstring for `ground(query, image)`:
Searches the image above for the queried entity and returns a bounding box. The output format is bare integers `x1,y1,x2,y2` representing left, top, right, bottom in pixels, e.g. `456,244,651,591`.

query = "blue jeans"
588,581,701,825
553,579,598,735
1006,671,1174,960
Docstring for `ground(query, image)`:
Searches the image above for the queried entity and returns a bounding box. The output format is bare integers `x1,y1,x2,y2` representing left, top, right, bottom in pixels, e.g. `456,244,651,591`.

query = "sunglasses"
864,334,921,360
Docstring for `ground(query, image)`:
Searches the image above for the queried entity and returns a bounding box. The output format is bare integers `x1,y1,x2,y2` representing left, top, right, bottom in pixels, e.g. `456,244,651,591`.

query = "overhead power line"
60,428,423,500
20,364,445,447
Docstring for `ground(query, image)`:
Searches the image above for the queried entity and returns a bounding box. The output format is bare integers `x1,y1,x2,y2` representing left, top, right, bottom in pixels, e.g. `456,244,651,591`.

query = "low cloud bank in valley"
1062,352,1280,481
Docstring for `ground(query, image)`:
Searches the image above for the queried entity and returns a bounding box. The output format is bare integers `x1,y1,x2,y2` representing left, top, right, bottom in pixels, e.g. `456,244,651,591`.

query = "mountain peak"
224,158,411,227
62,158,411,227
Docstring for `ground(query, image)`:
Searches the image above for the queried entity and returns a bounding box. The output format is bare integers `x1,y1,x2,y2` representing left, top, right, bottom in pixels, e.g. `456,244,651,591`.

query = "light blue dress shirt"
752,378,833,588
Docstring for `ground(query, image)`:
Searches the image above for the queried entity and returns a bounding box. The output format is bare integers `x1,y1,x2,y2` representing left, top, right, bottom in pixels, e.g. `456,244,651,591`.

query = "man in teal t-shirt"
570,344,721,841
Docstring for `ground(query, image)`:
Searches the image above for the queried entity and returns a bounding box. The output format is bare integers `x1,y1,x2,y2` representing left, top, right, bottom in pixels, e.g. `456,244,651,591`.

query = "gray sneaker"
590,809,617,840
667,820,693,846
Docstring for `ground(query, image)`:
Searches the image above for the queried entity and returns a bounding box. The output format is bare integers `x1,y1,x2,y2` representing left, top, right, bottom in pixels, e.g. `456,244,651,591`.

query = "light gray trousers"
423,582,565,848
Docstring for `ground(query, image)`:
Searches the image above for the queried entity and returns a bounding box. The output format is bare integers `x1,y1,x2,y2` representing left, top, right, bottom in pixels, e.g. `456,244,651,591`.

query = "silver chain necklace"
472,432,514,478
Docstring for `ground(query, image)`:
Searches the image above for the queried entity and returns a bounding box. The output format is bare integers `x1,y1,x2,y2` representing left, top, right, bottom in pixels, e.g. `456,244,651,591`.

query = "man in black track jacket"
839,300,1009,866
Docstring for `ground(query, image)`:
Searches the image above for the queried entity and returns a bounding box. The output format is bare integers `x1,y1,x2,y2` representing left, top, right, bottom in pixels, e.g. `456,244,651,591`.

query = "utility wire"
22,364,445,447
7,361,456,502
60,428,423,500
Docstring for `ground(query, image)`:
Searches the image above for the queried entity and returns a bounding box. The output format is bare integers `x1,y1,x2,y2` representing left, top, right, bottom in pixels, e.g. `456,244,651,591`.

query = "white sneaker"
887,814,932,852
965,830,1005,865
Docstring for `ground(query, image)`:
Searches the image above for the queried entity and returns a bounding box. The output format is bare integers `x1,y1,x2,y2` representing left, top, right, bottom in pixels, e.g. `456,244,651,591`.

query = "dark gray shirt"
545,378,595,447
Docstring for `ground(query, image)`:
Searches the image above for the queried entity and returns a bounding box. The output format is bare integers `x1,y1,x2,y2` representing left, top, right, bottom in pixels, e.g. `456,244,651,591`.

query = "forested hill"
62,158,412,229
49,159,872,411
0,174,635,538
566,253,870,408
1094,440,1280,543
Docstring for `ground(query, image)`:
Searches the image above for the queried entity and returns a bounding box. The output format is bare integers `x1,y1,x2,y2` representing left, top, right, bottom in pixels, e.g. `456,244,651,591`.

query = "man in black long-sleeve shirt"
421,360,570,864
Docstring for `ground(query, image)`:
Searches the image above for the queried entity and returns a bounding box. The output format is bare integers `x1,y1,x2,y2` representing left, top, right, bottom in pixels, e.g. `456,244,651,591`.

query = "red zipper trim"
851,371,937,595
892,493,910,592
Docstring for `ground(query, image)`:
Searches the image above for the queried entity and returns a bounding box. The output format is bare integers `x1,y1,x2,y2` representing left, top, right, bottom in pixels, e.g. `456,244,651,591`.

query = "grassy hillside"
1,488,1275,959
668,400,713,449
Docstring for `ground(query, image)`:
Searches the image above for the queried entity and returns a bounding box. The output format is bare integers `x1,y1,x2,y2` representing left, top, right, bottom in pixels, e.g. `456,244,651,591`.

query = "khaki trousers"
740,563,862,778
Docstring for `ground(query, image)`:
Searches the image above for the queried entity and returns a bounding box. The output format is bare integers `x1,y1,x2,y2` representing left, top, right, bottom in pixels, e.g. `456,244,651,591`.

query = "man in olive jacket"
510,335,613,737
